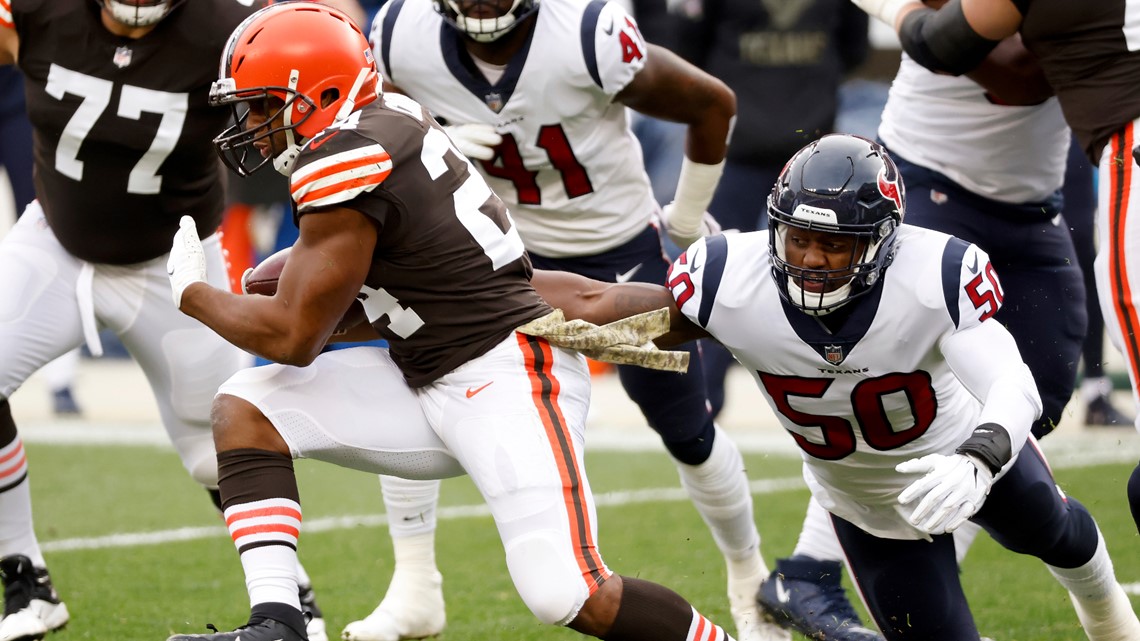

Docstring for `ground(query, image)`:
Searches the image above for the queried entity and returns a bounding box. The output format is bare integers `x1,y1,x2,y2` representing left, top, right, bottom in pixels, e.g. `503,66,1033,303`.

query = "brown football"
242,247,367,334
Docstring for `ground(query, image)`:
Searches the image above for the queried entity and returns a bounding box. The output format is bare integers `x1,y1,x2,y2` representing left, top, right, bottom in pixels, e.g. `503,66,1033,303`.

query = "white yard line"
38,444,1134,554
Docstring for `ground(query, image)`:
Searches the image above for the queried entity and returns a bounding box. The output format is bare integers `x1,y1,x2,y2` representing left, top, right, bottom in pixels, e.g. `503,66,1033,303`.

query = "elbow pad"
899,1,1000,76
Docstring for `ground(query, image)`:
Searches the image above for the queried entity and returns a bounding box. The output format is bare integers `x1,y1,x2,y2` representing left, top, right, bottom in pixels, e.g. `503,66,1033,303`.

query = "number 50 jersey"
668,226,1041,540
371,0,657,258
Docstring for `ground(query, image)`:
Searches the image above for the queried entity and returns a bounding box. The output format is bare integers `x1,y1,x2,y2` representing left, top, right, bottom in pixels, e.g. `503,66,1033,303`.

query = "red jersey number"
758,370,937,460
478,124,593,205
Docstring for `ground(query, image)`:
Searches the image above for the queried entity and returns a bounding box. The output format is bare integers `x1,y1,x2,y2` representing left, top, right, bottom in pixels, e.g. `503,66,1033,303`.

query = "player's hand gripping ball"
241,247,367,334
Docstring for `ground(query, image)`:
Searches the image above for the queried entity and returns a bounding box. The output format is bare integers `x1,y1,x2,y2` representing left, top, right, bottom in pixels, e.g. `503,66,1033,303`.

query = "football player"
851,0,1140,539
352,1,794,640
754,26,1093,641
0,1,329,639
536,133,1140,641
165,4,741,641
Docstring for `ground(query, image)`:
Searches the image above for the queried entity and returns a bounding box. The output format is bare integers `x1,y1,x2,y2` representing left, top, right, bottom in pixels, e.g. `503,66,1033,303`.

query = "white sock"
791,497,844,562
242,545,301,609
0,438,45,567
380,475,440,574
675,426,760,569
1081,376,1114,403
1048,529,1116,602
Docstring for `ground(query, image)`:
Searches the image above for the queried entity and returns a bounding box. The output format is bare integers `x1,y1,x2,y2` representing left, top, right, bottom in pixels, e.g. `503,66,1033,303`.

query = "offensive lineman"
165,4,742,641
538,133,1140,641
351,1,786,640
0,1,328,639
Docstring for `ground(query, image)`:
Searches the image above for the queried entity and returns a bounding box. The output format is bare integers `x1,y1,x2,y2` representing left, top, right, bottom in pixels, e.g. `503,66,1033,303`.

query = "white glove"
850,0,917,28
167,215,208,309
663,206,722,250
896,453,995,535
443,123,502,161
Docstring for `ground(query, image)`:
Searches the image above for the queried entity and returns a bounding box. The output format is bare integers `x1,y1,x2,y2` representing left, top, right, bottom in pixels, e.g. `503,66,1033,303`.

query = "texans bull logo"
877,167,904,213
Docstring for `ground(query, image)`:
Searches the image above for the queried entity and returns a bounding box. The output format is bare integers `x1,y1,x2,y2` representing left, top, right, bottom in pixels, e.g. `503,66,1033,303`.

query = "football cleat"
300,583,327,641
340,569,445,641
0,555,69,641
727,554,790,641
167,617,307,641
756,557,882,641
1085,394,1132,427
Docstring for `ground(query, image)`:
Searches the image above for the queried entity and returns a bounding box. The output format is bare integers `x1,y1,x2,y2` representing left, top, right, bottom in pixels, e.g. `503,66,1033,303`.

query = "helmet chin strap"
273,69,303,176
785,277,853,317
334,68,375,122
105,0,169,27
447,0,527,41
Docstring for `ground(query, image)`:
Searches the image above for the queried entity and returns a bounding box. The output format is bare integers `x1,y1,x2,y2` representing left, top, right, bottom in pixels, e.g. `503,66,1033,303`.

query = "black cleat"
167,617,307,641
0,555,69,641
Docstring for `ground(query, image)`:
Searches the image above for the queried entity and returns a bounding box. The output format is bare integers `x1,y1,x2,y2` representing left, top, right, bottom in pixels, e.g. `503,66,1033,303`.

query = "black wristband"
955,422,1012,475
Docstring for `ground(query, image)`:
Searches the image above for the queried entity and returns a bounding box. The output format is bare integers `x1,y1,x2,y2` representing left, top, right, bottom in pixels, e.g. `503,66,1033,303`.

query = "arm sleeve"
898,0,1001,76
940,319,1041,472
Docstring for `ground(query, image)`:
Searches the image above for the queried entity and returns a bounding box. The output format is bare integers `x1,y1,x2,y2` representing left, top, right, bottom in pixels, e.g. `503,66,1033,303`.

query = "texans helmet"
768,134,904,315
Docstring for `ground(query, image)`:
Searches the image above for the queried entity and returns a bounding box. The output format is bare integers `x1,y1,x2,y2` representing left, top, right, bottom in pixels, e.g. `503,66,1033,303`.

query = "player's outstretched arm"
531,270,708,346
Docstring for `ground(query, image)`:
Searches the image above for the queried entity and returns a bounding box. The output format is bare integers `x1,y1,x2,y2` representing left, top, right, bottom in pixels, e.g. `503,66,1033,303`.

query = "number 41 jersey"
371,0,657,258
669,226,1027,539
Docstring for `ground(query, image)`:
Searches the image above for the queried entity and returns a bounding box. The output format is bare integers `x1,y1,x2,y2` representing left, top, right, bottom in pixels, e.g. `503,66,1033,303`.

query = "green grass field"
22,440,1140,641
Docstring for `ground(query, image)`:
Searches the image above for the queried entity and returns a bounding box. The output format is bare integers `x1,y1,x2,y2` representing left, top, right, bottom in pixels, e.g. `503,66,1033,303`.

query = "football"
242,246,367,334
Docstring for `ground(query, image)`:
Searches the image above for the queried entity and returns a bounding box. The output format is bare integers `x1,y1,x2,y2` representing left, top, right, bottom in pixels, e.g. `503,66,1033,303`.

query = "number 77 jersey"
371,0,658,258
668,226,1018,540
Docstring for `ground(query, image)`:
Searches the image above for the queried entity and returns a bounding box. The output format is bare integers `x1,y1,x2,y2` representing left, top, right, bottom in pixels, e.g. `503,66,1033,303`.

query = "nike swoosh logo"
615,264,642,283
689,249,702,272
466,381,493,398
309,130,340,151
775,577,791,604
602,17,614,35
967,253,979,274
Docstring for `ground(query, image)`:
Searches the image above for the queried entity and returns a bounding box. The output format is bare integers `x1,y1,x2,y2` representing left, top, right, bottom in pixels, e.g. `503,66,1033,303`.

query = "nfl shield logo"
824,345,844,365
113,46,133,69
484,91,504,113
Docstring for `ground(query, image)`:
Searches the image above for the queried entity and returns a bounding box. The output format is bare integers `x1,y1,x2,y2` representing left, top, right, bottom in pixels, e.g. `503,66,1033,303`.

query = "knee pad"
176,432,219,487
504,532,590,626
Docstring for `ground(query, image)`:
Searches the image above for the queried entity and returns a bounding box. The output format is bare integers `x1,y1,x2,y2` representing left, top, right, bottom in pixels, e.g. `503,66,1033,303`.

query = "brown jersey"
289,93,552,386
1015,0,1140,161
9,0,264,264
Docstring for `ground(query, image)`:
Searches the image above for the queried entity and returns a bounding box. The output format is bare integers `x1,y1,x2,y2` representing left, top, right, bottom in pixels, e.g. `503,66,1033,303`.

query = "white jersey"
668,227,1037,539
878,55,1071,204
371,0,657,257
